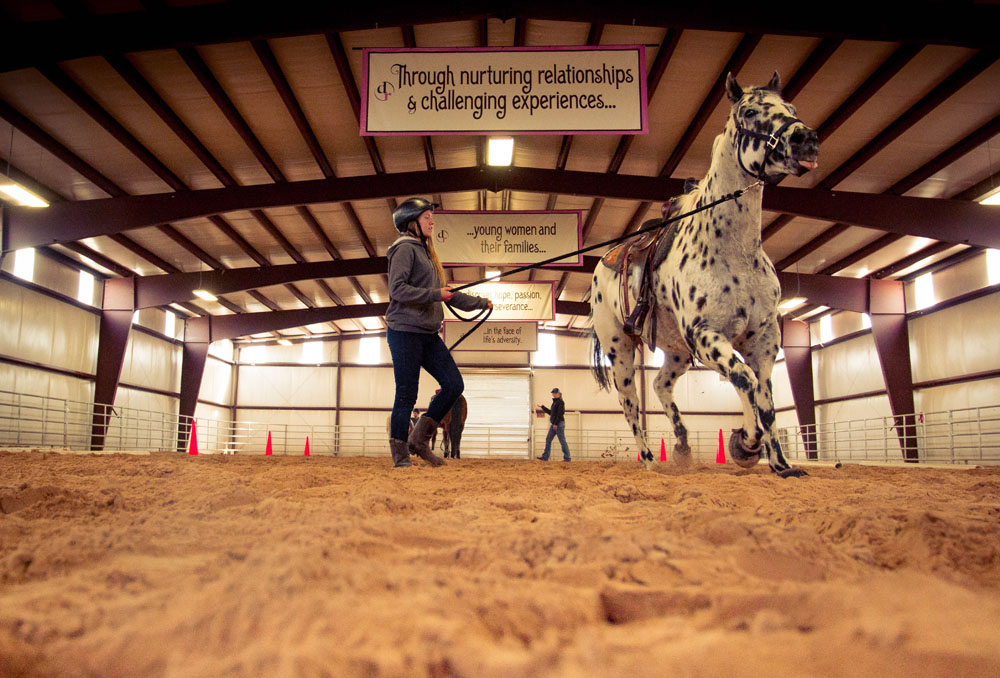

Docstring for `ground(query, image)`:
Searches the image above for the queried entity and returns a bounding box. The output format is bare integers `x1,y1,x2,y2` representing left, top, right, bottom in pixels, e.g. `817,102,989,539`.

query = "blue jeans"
387,328,464,440
541,421,571,461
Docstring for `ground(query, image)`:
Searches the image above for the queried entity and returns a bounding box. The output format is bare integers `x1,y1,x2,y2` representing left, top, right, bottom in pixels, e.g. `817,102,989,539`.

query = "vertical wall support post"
780,317,817,459
178,316,211,452
868,279,918,461
90,277,134,450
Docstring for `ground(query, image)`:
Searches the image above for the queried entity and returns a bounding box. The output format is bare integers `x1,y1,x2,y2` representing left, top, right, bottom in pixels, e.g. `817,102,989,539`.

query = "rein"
443,180,761,349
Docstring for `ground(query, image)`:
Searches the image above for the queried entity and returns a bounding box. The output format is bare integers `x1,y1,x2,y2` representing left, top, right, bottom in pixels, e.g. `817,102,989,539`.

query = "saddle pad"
600,241,629,270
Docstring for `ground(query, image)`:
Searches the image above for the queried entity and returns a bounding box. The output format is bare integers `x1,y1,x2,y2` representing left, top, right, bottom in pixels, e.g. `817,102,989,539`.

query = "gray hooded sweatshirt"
386,235,489,333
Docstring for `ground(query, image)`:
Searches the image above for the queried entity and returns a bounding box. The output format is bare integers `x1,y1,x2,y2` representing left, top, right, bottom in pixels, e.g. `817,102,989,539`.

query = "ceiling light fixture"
0,180,48,207
979,187,1000,206
192,289,218,302
487,137,514,166
777,297,806,311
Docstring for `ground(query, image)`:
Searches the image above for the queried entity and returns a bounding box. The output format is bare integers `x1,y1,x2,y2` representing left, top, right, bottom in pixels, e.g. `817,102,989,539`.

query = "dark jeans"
541,421,571,460
387,328,464,440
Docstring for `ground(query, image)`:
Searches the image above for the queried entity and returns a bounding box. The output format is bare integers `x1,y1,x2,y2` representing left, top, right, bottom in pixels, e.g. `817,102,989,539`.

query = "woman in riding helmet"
386,197,492,468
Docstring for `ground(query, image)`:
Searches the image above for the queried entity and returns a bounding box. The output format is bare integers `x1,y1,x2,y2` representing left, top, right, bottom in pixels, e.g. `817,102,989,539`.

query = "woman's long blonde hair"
406,221,448,286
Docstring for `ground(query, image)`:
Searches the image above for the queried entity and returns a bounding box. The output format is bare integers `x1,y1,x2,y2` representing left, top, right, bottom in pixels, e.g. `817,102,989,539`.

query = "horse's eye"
744,108,758,119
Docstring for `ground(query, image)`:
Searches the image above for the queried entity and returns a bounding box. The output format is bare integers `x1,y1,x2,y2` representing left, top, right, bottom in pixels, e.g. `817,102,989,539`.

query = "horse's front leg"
687,323,766,467
742,322,806,477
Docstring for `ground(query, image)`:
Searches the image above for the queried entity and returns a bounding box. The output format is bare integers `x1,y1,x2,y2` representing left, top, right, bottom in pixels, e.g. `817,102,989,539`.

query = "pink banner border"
435,209,583,268
360,45,648,136
448,280,556,322
442,320,539,352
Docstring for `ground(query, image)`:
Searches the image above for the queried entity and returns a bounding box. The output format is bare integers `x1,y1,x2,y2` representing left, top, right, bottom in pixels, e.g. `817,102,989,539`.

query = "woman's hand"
440,287,454,302
485,299,493,309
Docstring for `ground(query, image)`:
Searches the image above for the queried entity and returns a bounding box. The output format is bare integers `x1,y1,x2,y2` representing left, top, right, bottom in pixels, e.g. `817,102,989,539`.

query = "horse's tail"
590,327,612,392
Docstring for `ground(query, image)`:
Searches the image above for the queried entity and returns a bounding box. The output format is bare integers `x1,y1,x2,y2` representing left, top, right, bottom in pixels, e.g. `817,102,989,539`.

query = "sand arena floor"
1,450,999,677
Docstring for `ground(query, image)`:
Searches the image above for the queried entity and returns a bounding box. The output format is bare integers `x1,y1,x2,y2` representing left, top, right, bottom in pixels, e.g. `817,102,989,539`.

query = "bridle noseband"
732,111,804,182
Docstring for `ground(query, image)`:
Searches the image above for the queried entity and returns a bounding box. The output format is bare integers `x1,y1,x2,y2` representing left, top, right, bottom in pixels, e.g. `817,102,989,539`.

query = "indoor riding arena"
1,4,999,678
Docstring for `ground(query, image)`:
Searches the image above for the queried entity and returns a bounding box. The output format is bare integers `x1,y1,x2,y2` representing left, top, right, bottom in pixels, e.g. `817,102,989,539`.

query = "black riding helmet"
392,197,439,234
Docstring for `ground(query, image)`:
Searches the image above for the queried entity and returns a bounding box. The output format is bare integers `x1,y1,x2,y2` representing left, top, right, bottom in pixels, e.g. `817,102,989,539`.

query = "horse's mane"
674,177,705,215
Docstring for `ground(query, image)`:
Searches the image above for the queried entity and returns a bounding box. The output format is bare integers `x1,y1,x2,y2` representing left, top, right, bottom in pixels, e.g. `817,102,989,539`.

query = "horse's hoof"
728,430,761,469
777,466,807,478
672,443,692,466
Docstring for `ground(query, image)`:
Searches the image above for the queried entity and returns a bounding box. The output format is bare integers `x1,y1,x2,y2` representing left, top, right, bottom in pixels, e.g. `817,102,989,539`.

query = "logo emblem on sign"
374,81,394,102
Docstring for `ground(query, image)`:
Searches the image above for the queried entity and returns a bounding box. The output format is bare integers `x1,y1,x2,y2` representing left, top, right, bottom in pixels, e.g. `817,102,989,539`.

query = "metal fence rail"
1,389,997,464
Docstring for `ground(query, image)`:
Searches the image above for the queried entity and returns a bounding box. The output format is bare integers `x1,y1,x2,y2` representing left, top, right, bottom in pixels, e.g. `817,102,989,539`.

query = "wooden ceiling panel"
862,59,1000,199
789,227,893,275
599,24,665,50
562,132,627,173
618,30,743,178
0,118,87,200
412,19,481,47
512,134,563,170
0,67,167,195
909,134,1000,200
437,190,482,212
424,135,478,169
122,226,210,273
810,46,975,194
267,35,373,179
56,57,207,192
582,197,640,243
196,42,323,182
508,191,550,211
126,49,272,188
485,18,516,47
761,217,839,264
525,20,593,47
790,40,900,128
375,134,435,174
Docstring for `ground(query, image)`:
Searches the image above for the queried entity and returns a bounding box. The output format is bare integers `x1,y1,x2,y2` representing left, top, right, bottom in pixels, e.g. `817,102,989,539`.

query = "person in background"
538,387,571,461
385,197,492,468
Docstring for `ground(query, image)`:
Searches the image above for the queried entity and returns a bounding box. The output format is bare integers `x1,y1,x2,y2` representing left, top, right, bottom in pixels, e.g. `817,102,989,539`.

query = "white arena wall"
1,248,999,459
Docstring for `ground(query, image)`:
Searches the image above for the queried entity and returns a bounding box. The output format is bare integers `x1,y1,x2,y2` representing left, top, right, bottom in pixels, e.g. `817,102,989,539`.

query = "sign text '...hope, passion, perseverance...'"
361,46,647,135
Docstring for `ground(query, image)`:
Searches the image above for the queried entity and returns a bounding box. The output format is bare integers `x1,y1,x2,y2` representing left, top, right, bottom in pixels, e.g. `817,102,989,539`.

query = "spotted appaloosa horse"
591,72,819,478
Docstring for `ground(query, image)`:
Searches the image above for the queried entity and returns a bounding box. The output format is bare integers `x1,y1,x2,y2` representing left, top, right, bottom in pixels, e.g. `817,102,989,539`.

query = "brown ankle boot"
389,438,412,468
407,416,445,466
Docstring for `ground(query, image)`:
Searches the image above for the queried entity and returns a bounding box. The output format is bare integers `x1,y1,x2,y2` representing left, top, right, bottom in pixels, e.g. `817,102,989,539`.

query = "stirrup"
623,300,649,336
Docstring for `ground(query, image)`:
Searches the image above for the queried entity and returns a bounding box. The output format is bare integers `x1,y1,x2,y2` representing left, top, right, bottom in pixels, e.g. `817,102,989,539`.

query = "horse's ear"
726,72,743,103
767,71,782,93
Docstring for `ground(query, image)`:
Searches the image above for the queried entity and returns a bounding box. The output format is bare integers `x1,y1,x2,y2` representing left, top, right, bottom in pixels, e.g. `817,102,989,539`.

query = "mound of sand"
1,452,998,677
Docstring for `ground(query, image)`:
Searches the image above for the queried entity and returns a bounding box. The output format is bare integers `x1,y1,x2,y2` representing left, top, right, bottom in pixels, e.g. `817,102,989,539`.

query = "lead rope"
443,181,761,350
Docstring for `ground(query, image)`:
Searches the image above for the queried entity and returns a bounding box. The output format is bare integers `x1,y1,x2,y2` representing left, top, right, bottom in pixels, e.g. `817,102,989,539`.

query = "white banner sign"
444,321,538,352
434,211,582,267
361,46,647,135
449,281,554,321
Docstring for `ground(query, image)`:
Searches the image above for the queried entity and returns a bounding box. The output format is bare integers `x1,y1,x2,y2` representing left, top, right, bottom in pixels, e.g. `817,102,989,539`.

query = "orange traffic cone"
659,438,667,462
265,431,273,456
188,421,199,456
716,429,726,464
304,436,310,456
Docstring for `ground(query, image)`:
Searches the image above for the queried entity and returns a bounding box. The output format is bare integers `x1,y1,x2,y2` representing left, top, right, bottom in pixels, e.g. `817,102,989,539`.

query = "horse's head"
726,71,819,184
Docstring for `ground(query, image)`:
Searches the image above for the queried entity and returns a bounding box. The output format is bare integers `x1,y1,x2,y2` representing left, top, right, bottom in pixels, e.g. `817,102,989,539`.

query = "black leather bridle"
732,112,805,182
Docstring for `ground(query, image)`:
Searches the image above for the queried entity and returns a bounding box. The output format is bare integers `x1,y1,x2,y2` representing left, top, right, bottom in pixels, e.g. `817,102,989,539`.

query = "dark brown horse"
433,393,467,459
